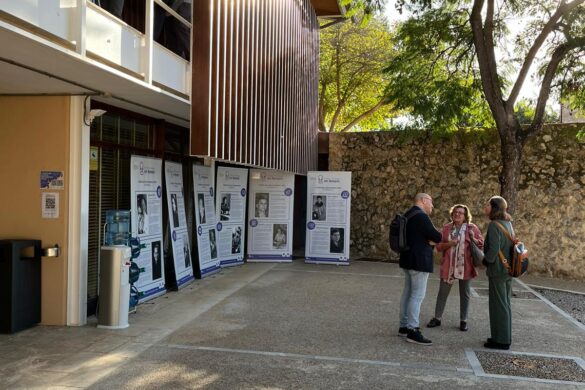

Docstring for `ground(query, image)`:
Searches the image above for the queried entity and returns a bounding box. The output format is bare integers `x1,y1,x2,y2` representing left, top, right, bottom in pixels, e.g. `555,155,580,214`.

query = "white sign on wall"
305,171,352,265
247,169,294,263
216,166,248,267
41,192,59,219
192,164,221,277
164,161,194,289
131,156,166,302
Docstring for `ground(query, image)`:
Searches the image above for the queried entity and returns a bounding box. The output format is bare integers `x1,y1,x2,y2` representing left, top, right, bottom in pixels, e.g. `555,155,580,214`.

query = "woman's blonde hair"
449,204,472,223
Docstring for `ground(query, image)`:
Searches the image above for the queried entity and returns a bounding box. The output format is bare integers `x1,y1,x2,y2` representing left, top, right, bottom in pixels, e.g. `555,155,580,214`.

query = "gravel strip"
534,288,585,325
476,351,585,382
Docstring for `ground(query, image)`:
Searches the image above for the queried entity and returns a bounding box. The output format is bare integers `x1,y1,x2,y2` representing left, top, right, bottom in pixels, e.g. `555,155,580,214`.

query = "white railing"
0,0,191,98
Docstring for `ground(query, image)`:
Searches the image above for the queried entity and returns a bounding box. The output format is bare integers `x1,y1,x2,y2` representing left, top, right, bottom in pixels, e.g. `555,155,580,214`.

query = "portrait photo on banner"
220,194,231,221
312,195,327,221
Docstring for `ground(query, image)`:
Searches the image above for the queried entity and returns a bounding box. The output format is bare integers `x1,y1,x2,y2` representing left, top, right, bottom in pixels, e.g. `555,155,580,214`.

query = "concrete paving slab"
87,344,577,389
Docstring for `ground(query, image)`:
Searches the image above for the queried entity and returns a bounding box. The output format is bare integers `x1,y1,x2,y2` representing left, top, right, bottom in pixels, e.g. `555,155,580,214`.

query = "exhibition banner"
164,161,195,289
130,156,166,301
247,169,294,262
305,171,352,265
192,164,221,277
216,166,248,267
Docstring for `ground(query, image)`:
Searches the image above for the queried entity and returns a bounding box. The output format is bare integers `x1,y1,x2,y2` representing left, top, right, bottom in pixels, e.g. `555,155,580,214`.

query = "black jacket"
399,206,442,273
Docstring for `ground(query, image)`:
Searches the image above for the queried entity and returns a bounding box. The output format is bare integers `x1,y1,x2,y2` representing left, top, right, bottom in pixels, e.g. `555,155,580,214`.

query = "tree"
319,17,397,132
348,0,585,212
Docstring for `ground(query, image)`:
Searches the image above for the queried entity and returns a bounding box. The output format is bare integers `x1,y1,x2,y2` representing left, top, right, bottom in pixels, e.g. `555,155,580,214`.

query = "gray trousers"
434,279,471,321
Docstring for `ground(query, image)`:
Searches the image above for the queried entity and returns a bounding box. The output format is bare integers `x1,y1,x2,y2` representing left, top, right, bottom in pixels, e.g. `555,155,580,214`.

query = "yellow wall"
0,96,70,325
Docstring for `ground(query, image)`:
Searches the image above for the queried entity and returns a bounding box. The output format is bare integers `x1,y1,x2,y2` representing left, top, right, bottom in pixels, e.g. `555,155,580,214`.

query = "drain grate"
472,288,538,299
466,349,585,385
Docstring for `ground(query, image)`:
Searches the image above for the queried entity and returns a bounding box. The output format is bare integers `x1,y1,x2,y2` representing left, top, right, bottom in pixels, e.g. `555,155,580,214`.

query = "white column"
142,0,154,84
67,96,90,326
72,0,87,56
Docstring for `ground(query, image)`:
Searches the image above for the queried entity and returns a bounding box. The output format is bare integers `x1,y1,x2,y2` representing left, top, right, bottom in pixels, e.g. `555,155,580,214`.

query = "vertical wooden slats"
191,0,319,174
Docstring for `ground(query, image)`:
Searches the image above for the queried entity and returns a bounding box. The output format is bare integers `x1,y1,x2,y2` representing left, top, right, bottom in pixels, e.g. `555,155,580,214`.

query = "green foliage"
341,0,386,23
319,17,397,132
382,7,494,131
515,99,559,124
345,0,585,133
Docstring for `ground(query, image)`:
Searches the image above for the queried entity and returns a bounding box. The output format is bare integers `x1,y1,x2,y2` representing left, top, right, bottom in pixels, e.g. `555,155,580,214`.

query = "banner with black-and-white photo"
131,156,166,302
164,161,194,289
216,166,248,267
247,169,294,263
193,164,221,277
305,171,352,265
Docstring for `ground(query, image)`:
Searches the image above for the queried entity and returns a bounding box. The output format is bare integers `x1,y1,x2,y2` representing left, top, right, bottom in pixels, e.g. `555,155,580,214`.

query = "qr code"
45,196,56,209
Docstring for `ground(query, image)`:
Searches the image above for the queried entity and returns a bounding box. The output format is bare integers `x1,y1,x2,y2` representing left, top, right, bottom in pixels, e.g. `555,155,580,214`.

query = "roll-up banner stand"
216,166,248,267
247,169,294,263
130,156,167,302
192,164,221,277
305,171,352,265
164,161,195,289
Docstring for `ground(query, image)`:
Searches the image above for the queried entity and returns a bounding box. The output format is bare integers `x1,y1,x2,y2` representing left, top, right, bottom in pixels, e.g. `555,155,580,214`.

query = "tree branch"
319,80,328,131
527,38,585,139
339,99,389,132
530,45,568,132
470,0,507,128
507,0,585,106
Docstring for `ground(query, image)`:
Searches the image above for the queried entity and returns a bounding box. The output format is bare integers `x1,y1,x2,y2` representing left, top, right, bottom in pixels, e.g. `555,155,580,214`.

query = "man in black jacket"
398,193,442,345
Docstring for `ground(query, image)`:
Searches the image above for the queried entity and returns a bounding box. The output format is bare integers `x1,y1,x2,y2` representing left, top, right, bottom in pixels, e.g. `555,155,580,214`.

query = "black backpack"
389,209,423,253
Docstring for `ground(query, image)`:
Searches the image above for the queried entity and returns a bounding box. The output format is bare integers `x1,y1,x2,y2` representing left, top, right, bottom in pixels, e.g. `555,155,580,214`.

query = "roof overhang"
0,21,190,127
310,0,344,17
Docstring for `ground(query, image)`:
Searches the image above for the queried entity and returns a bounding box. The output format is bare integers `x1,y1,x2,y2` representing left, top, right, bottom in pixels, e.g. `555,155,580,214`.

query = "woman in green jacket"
479,196,514,350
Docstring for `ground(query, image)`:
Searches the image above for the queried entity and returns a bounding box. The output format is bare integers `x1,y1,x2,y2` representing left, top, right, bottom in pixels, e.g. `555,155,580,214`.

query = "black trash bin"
0,239,42,333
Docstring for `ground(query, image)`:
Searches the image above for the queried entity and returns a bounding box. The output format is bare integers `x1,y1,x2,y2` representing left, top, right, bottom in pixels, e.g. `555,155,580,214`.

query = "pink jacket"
436,222,485,281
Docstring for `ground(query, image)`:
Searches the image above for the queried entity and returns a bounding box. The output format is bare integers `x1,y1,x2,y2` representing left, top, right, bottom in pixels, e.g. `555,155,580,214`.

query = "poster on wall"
164,161,195,289
41,192,59,219
247,169,294,263
130,156,166,302
305,171,352,265
192,164,221,277
216,166,248,267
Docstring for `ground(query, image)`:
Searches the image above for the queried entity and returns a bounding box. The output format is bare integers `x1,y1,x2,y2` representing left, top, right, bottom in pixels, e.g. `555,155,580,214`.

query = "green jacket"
484,220,514,279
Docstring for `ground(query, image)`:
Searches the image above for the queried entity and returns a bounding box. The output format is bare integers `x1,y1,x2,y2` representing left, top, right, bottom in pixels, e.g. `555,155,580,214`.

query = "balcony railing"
0,0,191,99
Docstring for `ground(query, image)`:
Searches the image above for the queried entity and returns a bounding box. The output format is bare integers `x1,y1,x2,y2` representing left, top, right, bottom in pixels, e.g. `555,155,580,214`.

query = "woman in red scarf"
427,204,484,331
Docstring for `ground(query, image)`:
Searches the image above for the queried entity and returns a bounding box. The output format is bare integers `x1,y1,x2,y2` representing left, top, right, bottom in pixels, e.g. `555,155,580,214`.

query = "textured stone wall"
329,124,585,280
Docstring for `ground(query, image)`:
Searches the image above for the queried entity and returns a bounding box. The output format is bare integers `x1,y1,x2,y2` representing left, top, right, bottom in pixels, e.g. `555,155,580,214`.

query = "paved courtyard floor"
1,261,584,389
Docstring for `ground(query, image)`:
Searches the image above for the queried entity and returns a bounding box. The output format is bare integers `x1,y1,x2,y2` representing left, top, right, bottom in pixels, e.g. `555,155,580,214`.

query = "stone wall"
329,124,585,280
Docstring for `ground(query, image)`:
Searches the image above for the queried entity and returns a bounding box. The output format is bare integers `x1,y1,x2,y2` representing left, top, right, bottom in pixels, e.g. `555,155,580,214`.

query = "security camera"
85,109,107,124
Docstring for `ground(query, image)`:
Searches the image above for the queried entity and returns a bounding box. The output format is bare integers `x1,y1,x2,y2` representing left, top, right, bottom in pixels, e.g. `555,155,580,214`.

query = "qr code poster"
42,192,59,219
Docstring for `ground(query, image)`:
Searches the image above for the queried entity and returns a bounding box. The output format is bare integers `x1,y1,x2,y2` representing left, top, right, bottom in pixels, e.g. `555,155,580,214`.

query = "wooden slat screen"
191,0,319,174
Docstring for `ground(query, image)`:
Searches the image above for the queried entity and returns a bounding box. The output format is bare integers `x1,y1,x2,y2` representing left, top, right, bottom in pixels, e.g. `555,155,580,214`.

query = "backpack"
494,222,529,278
389,209,423,253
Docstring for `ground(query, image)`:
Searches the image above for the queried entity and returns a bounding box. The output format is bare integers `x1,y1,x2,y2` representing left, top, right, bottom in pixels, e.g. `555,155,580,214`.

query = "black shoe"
460,321,468,331
427,318,441,328
484,341,510,350
406,329,433,346
397,327,408,337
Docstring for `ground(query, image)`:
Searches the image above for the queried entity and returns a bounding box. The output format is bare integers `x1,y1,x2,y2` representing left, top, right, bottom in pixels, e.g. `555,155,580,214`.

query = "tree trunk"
498,123,524,215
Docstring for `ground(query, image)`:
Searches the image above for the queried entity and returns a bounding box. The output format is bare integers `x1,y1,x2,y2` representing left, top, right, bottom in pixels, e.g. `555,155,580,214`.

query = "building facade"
0,0,342,326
